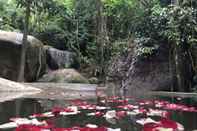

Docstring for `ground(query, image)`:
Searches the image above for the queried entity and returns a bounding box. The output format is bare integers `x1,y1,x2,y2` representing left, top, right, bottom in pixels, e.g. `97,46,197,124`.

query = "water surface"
0,94,197,131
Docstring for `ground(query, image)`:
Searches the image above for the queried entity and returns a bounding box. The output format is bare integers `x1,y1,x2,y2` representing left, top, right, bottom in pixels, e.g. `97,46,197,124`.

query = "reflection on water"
0,99,43,125
0,95,197,131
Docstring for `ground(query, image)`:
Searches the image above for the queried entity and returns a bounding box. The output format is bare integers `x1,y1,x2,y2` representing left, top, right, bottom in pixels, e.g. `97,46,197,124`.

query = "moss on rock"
38,69,89,83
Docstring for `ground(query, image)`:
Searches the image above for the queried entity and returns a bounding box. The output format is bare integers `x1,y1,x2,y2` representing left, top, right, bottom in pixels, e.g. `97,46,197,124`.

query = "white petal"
86,124,98,128
107,128,121,131
136,118,157,125
104,110,116,119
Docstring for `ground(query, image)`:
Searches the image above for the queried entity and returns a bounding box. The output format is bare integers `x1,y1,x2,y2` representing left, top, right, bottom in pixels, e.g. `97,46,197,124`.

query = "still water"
0,95,197,131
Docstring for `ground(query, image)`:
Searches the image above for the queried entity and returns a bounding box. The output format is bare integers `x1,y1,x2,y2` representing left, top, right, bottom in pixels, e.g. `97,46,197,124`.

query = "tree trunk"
17,2,30,82
96,0,108,78
175,44,184,92
170,0,193,92
169,43,177,91
173,33,193,92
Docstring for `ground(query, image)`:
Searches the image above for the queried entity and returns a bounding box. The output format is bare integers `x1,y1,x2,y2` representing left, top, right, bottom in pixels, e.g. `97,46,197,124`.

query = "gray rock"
44,46,76,70
0,31,46,81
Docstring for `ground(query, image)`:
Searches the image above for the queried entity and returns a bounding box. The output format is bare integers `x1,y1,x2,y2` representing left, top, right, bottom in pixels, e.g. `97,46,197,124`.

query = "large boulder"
0,31,46,81
108,43,172,92
44,46,77,70
38,69,89,83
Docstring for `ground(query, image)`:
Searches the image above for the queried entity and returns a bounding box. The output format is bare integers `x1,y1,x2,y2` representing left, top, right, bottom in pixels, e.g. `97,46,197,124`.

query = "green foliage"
131,0,197,57
103,0,139,39
0,0,23,31
164,5,197,46
1,0,197,79
134,37,159,58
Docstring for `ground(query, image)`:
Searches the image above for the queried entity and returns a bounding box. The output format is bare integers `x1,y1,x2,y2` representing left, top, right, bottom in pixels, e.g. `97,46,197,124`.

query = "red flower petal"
143,123,160,131
95,112,104,117
108,99,128,105
116,111,127,119
159,119,177,129
70,99,88,106
117,104,137,110
15,124,52,131
54,127,108,131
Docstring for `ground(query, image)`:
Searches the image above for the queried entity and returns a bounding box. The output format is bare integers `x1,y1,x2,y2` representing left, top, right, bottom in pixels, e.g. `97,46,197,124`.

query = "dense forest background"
0,0,197,91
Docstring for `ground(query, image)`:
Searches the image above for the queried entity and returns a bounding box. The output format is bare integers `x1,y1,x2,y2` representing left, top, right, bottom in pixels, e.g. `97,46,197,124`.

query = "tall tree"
166,0,196,91
96,0,108,78
17,0,30,82
16,0,52,82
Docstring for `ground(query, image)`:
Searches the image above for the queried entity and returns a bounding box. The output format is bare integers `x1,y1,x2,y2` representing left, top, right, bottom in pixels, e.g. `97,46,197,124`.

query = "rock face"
0,31,46,81
44,46,76,70
38,69,89,83
108,43,172,92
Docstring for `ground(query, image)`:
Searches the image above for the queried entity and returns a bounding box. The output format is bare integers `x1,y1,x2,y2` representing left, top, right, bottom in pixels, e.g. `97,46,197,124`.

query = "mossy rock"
88,77,99,84
38,69,89,83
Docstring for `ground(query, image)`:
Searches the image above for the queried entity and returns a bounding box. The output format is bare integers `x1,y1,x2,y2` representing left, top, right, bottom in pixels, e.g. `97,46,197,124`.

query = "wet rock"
0,31,46,81
44,46,77,70
38,69,89,83
192,85,197,91
88,77,99,84
193,75,197,84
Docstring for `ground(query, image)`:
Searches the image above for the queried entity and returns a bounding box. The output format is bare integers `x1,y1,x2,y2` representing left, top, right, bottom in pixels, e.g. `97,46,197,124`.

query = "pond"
0,92,197,131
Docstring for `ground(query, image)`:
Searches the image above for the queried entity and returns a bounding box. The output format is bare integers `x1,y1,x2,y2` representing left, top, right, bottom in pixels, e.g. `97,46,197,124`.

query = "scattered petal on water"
115,111,127,119
70,99,88,106
136,118,158,125
117,104,138,110
10,118,45,126
51,106,80,116
159,119,178,129
87,112,104,117
160,119,184,131
86,124,98,128
133,108,147,114
142,118,184,131
15,124,118,131
107,128,121,131
2,96,194,130
147,109,171,118
138,100,153,106
104,110,116,119
96,106,110,110
30,112,54,118
107,99,128,105
16,124,52,131
108,96,120,100
143,122,161,131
